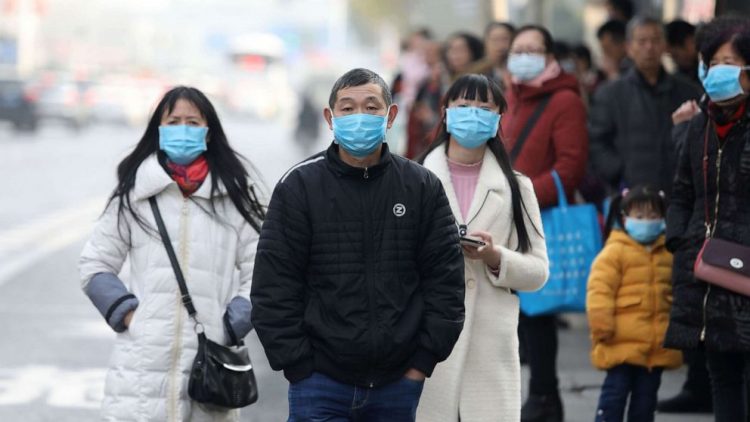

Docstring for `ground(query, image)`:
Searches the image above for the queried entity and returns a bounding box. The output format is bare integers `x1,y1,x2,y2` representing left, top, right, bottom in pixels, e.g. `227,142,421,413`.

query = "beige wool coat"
418,147,549,422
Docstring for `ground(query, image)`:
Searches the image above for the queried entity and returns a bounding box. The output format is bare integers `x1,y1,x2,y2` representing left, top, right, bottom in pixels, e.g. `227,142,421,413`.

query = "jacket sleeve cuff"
283,358,314,383
411,347,439,377
224,296,253,346
83,272,139,332
486,246,509,287
108,296,139,333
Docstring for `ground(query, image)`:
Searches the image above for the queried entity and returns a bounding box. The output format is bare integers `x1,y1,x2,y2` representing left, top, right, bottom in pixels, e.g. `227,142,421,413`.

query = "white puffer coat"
79,155,258,421
418,148,549,421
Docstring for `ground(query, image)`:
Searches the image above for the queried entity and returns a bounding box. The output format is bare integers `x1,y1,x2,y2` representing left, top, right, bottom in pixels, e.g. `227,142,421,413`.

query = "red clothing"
502,72,588,208
165,156,209,197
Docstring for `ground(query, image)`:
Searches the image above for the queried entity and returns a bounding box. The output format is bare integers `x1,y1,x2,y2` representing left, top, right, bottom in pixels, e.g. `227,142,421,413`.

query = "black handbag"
149,197,259,409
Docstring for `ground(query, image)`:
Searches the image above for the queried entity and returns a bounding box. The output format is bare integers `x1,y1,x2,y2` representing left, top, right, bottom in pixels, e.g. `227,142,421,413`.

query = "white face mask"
508,53,546,81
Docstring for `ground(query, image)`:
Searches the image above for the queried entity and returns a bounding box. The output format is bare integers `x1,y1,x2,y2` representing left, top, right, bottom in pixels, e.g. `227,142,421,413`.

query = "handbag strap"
550,170,567,209
510,95,552,164
149,197,198,318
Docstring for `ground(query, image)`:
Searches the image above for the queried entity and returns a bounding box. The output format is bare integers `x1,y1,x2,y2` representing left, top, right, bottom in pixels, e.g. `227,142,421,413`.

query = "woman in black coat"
665,17,750,422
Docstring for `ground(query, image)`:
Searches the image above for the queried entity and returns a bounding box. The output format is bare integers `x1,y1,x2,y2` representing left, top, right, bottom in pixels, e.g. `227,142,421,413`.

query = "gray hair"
626,16,666,41
328,68,392,109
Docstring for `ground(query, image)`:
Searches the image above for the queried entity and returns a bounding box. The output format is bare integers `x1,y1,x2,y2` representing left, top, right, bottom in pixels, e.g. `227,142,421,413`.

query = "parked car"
35,80,92,130
0,78,38,132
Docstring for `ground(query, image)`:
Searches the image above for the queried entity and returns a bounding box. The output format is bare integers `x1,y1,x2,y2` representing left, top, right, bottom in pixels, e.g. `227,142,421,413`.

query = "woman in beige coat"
417,74,549,421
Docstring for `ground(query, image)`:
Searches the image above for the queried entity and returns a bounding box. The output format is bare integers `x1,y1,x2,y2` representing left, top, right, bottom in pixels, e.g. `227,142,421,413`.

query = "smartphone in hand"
460,236,486,247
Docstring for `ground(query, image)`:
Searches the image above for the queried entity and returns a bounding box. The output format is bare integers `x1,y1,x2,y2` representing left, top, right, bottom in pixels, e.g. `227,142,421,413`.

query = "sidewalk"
523,314,713,422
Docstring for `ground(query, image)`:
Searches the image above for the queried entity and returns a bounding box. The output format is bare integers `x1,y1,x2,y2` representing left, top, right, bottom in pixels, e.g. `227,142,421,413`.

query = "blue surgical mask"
332,112,388,157
702,64,750,102
508,53,546,81
697,60,707,82
624,218,666,244
159,125,208,165
446,107,501,149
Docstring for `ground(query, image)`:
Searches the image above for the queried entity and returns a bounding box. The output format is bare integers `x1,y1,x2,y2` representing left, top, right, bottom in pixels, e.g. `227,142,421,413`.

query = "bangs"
444,74,507,111
622,186,666,216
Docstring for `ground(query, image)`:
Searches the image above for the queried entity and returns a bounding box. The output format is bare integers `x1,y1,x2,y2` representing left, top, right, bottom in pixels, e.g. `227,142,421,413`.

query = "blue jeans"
288,372,424,422
595,364,663,422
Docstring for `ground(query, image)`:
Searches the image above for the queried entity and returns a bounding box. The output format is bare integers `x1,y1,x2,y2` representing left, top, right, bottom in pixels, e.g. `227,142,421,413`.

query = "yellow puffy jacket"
586,230,682,370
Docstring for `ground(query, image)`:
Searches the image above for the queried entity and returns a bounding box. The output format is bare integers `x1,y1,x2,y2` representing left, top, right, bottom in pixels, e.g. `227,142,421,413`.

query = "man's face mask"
331,109,390,157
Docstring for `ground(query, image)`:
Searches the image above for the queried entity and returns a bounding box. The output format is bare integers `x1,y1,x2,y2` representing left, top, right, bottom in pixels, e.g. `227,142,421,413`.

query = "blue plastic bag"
518,170,602,316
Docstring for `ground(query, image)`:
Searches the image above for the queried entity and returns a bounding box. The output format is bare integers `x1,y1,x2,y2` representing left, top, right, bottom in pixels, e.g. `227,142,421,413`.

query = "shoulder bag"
693,123,750,296
149,197,259,408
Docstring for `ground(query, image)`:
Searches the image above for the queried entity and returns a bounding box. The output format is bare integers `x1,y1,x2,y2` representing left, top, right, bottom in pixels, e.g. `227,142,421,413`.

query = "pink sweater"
447,158,482,220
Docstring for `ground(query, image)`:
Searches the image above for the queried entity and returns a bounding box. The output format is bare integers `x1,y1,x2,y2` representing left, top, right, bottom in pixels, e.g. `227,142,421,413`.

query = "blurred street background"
1,0,748,420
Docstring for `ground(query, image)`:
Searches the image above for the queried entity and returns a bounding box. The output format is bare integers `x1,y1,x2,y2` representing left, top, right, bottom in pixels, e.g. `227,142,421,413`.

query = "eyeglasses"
509,49,546,55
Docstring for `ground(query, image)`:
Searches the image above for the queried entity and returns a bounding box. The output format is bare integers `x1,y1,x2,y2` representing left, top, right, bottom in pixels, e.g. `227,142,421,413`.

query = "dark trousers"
288,372,424,422
519,313,559,395
706,350,750,422
682,345,713,398
595,364,663,422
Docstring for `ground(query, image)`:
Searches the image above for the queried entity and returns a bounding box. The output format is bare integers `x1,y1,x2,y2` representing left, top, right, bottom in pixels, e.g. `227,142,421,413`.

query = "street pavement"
0,119,714,421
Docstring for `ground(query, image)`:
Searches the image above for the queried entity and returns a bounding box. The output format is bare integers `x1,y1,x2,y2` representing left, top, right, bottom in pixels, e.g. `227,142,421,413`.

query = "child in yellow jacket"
586,186,682,422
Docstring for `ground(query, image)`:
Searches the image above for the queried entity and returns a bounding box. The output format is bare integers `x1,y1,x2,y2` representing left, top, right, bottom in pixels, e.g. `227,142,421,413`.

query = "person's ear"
386,104,399,129
324,108,334,130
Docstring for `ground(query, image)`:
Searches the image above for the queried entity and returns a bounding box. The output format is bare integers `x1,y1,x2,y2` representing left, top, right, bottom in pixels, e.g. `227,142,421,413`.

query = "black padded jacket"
251,143,465,387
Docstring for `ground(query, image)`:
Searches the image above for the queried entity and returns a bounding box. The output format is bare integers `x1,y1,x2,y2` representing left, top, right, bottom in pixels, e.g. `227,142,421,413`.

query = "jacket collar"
625,66,674,94
133,154,227,201
423,145,508,225
325,142,393,179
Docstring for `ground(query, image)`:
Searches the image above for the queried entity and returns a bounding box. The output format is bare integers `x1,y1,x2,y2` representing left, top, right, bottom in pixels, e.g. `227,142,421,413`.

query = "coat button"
467,279,476,289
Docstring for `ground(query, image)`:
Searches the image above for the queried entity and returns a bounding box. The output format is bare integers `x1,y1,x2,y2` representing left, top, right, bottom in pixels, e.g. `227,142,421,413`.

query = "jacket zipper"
361,175,376,387
701,143,723,342
363,167,369,179
168,198,189,420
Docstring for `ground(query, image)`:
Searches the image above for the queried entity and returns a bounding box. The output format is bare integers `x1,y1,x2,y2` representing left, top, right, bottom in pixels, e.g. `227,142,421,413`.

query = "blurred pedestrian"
417,74,549,421
587,186,682,422
391,28,433,113
597,20,632,80
571,44,608,105
406,33,484,159
79,86,265,421
251,68,465,421
589,16,701,197
665,16,750,422
502,24,589,422
666,19,700,84
606,0,634,23
406,41,447,159
655,95,713,416
470,22,516,90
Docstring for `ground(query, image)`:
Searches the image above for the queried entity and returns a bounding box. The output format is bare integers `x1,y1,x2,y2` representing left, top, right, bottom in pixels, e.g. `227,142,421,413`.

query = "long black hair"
107,86,265,235
603,185,666,240
417,74,535,252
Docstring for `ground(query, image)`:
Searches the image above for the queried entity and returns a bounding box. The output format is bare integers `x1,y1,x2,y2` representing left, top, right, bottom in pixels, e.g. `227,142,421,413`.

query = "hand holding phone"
460,230,501,269
460,236,486,247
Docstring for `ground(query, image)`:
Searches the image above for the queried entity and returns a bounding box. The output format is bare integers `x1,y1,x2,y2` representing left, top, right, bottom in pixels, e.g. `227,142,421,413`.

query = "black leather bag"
149,197,259,409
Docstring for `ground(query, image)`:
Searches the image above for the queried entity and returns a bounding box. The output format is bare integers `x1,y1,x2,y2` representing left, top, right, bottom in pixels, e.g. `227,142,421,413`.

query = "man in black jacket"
251,68,465,421
589,16,701,196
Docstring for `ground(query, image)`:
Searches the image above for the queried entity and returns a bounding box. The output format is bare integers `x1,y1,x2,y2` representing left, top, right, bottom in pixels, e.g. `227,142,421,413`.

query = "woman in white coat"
79,86,265,421
417,74,549,421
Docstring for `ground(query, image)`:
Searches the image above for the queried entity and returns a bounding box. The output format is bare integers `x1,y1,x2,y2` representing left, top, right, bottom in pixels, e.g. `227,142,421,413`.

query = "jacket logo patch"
393,203,406,217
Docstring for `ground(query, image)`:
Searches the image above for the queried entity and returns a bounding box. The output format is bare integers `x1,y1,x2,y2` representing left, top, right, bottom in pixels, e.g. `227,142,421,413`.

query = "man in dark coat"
251,68,465,421
589,16,701,196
